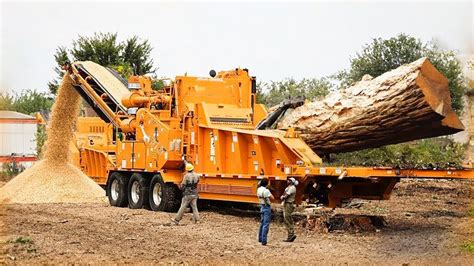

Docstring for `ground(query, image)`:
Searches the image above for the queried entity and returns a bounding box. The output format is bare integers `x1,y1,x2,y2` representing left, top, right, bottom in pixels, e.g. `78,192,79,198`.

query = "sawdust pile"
0,76,105,204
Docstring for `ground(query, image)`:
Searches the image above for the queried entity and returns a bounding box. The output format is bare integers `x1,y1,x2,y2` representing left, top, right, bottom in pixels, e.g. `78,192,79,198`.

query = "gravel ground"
1,179,473,264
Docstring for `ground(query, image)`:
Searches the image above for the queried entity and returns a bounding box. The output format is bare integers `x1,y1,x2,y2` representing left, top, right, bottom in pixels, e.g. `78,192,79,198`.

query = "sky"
0,0,473,94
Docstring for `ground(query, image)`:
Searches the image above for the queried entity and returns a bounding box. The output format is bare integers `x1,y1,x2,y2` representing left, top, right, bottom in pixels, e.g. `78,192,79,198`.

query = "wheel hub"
131,181,140,203
152,183,162,206
111,179,119,201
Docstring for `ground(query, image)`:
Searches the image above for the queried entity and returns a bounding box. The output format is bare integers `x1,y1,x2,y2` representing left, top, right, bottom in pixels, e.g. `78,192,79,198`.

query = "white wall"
0,123,37,156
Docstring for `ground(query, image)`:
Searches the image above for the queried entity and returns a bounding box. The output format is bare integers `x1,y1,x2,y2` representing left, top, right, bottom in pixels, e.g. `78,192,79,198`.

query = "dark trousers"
175,195,199,222
283,202,295,237
258,205,271,244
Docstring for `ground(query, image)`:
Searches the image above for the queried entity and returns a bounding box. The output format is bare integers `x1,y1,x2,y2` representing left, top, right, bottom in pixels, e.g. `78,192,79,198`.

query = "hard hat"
185,163,194,172
288,177,299,186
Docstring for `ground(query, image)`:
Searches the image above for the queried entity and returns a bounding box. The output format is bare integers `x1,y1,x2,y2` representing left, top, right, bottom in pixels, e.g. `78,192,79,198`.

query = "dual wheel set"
106,172,181,212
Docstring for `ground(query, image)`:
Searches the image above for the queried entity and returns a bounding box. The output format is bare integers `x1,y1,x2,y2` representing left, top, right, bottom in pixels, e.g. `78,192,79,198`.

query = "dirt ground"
1,179,473,264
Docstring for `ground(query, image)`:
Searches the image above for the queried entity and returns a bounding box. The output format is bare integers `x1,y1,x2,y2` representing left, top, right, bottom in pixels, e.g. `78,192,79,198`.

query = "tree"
257,78,332,107
47,47,70,95
0,90,54,157
0,90,53,115
338,33,466,113
122,36,155,75
48,33,156,94
71,33,122,67
0,93,14,111
322,33,469,166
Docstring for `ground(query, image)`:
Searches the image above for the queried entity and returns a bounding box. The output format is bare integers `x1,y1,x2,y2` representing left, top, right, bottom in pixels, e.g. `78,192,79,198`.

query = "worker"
280,177,298,242
257,178,274,246
171,163,200,224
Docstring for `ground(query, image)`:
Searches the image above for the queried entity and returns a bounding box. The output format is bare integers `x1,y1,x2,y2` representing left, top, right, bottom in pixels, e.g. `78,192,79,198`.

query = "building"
0,111,39,170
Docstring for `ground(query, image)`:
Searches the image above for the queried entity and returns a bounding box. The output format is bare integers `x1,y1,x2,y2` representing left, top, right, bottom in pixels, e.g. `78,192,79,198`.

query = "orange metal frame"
70,64,473,208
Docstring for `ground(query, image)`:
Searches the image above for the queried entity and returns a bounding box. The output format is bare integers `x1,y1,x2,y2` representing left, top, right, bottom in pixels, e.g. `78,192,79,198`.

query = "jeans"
175,194,199,222
258,205,271,244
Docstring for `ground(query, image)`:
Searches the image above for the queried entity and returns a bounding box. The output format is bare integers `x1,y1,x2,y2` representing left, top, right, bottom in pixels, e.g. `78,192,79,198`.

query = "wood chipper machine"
67,61,473,211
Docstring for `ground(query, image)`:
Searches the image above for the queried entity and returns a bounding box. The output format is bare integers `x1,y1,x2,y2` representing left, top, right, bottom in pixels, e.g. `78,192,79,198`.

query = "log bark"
277,58,464,155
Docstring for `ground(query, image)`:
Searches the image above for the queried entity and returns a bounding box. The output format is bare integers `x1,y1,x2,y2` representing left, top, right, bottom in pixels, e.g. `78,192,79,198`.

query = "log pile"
277,58,464,155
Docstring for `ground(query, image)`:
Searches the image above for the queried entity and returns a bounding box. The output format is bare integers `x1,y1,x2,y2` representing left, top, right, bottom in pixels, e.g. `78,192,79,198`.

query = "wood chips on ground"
0,76,105,204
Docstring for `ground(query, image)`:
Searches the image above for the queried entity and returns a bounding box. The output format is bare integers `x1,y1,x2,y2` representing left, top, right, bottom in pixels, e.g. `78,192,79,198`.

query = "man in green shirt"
171,163,200,224
280,177,298,242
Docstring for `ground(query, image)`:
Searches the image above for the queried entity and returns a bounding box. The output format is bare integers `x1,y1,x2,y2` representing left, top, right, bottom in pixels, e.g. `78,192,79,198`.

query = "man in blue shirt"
257,178,274,246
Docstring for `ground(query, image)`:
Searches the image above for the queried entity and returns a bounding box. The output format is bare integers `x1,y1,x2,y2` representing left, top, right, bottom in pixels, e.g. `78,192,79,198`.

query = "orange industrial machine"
68,61,473,211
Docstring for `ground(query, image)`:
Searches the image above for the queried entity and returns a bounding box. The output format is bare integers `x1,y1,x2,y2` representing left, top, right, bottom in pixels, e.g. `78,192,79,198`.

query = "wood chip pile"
0,76,105,203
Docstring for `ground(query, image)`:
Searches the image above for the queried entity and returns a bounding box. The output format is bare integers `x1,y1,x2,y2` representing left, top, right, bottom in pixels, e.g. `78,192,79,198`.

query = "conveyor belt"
71,61,129,124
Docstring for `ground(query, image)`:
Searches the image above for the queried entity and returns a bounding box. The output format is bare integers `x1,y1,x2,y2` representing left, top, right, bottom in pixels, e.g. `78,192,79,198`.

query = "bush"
461,240,474,253
257,78,332,107
328,138,466,169
337,33,467,113
1,161,25,181
35,125,47,158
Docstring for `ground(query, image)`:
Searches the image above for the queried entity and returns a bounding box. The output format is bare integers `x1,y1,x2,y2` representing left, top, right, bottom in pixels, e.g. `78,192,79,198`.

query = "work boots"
283,235,296,242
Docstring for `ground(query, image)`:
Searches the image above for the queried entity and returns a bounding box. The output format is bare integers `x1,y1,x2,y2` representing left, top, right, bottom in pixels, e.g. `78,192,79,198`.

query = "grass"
467,206,474,217
6,236,37,254
461,207,474,253
461,240,474,252
9,236,32,244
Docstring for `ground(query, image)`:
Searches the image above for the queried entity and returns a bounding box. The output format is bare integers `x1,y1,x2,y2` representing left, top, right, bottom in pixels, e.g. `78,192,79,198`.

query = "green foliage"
0,91,51,157
461,240,474,253
342,34,425,85
122,36,155,75
35,125,47,158
9,236,32,244
328,138,466,168
340,33,467,113
2,161,24,178
71,33,122,67
7,236,36,253
49,32,156,94
0,93,14,110
467,206,474,217
318,34,469,167
0,90,53,114
257,78,332,107
151,79,165,91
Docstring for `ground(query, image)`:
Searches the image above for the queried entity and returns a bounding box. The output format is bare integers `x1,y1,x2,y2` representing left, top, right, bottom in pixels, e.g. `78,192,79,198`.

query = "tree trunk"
277,58,464,155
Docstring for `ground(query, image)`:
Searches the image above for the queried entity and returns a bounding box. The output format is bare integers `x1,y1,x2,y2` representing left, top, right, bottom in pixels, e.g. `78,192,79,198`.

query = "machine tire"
128,173,150,209
107,172,129,207
149,174,181,212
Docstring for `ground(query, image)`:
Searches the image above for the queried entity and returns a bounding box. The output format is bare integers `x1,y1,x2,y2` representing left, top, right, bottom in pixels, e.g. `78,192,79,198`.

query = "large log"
277,58,464,155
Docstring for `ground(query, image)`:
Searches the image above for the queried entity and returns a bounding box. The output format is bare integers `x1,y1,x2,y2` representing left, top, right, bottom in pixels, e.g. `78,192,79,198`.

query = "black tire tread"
148,174,180,212
107,172,129,208
163,183,181,212
128,173,150,209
